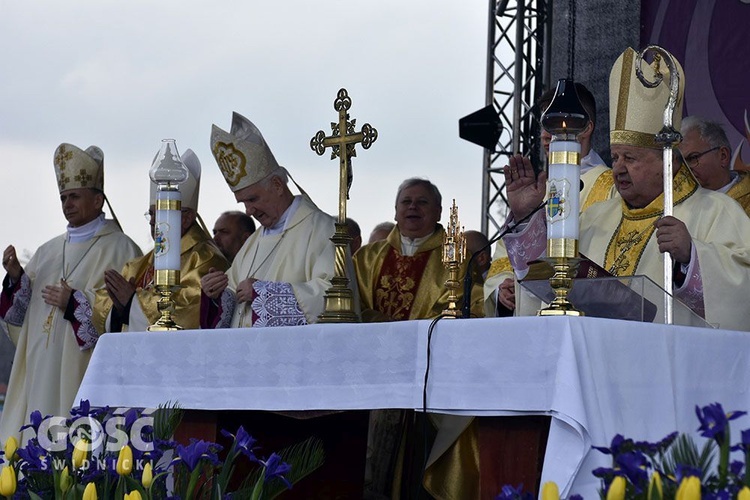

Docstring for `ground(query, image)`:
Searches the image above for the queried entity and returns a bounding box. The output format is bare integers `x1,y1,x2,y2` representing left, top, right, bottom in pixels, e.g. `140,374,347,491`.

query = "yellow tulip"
738,486,750,500
116,444,133,476
607,475,626,500
124,491,143,500
0,466,16,497
59,466,72,493
142,461,153,489
82,482,98,500
648,471,663,500
676,476,701,500
541,481,560,500
72,439,89,469
3,437,17,462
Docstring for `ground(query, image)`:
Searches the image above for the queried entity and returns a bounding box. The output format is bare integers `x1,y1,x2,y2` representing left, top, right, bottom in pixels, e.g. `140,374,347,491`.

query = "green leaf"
265,436,325,499
152,400,184,440
656,432,716,481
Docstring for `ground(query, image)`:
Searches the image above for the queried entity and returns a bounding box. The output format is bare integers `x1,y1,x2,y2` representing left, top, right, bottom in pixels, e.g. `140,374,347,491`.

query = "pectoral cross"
310,88,378,323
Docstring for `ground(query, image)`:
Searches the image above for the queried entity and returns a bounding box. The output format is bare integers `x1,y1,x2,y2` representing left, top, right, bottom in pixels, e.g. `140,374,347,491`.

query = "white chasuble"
227,196,338,327
0,220,141,445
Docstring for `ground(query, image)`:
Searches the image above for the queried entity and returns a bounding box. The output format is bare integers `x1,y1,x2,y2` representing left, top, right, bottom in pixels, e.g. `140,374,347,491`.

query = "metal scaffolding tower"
481,0,551,239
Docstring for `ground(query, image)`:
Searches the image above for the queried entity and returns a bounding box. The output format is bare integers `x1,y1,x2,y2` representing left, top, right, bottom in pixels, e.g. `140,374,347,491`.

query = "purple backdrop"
641,0,750,148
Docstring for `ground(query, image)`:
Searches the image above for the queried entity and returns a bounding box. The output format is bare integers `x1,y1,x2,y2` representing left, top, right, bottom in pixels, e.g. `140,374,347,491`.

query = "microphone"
460,201,548,318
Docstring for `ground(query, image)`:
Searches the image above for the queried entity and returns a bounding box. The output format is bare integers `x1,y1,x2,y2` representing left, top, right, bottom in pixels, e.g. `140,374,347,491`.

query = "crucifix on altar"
310,88,378,323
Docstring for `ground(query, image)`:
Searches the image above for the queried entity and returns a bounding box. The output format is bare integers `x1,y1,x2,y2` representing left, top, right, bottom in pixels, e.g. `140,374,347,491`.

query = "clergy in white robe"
201,112,340,327
0,143,141,446
501,47,750,332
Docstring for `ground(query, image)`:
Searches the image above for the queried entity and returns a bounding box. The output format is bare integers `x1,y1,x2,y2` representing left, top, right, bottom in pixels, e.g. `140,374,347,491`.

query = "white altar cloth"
76,316,750,498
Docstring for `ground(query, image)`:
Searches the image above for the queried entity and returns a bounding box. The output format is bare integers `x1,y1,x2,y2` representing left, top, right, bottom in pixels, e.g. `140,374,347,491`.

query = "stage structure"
481,0,551,239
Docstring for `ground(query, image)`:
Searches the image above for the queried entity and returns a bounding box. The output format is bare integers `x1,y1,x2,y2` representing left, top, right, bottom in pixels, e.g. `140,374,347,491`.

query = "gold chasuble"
727,171,750,218
354,225,484,321
93,223,228,332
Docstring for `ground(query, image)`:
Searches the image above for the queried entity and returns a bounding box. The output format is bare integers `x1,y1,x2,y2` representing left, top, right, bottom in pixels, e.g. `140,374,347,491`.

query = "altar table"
76,316,750,498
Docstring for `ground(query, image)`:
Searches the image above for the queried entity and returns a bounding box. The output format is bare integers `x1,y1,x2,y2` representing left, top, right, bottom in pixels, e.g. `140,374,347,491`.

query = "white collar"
400,230,434,256
67,213,106,243
580,149,606,174
262,196,302,236
718,171,740,194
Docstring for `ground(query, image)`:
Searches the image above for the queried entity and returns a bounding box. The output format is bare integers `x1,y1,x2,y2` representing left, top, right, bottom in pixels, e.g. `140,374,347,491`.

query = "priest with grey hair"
200,112,341,328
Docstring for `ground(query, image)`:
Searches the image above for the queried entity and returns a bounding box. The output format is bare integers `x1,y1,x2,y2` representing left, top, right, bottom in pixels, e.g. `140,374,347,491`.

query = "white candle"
546,140,581,240
153,188,182,271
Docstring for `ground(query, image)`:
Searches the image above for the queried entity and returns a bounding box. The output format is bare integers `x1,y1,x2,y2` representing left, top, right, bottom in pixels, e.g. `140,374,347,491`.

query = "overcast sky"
0,1,492,261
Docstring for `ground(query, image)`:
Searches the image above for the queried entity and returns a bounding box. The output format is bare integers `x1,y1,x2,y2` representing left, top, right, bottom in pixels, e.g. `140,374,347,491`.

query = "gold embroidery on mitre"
54,146,73,171
615,48,634,132
57,173,71,192
213,142,247,187
74,168,93,187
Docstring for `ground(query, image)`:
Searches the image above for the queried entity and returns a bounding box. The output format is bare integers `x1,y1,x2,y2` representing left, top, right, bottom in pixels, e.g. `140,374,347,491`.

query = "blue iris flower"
696,403,746,443
261,453,292,488
19,410,50,434
221,426,258,462
172,439,222,472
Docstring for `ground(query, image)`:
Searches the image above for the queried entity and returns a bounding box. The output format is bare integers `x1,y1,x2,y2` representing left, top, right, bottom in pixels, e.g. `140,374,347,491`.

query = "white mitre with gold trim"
609,47,685,149
53,143,104,193
210,112,281,192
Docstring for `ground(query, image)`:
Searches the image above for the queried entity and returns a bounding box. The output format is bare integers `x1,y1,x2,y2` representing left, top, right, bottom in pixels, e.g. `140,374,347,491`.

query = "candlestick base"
537,257,582,317
148,283,183,331
318,223,360,323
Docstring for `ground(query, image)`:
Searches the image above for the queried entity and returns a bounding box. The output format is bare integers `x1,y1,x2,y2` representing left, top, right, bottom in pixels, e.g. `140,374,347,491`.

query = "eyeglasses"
684,146,720,168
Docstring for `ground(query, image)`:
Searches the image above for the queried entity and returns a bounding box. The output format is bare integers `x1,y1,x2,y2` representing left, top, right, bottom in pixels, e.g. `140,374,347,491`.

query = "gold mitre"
149,147,201,211
53,143,104,193
210,112,281,192
609,47,685,149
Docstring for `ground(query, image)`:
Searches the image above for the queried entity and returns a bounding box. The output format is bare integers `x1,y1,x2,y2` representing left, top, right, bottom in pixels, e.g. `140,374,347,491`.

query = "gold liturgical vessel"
442,200,465,318
310,88,378,323
537,79,590,316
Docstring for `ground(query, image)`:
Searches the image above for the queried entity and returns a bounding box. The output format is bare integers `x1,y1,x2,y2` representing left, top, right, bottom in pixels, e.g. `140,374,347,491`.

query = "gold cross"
310,88,378,223
55,147,73,170
310,88,377,323
74,169,93,187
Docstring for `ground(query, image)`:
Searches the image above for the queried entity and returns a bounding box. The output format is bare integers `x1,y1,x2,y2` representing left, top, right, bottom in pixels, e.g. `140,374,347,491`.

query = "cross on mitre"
55,146,73,170
74,169,93,187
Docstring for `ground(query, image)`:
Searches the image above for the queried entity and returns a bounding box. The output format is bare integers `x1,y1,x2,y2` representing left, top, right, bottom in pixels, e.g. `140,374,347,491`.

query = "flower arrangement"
496,402,750,500
0,400,324,499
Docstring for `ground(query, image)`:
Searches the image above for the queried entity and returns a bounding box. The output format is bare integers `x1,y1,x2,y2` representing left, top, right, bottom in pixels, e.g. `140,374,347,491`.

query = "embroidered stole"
374,248,431,320
604,167,698,276
582,171,616,212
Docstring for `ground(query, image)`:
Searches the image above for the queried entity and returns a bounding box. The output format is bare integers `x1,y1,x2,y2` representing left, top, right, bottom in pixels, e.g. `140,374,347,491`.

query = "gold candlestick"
442,200,465,318
537,79,589,317
310,88,378,323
